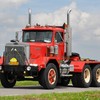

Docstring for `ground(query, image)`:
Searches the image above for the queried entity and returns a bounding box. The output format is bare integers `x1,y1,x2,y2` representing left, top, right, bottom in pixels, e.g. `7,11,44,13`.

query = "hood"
30,43,48,59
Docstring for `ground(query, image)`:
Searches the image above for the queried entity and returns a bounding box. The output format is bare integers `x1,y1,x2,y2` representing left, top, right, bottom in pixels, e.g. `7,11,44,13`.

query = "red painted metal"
22,25,100,73
22,26,65,71
0,57,3,65
71,60,100,72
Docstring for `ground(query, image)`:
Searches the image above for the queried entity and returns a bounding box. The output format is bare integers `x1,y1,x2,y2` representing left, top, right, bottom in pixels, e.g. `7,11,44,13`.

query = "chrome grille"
4,43,29,66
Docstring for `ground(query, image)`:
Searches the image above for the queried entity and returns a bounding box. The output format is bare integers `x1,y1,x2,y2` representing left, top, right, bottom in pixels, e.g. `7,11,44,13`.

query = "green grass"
0,81,39,87
15,81,39,86
0,81,100,100
0,91,100,100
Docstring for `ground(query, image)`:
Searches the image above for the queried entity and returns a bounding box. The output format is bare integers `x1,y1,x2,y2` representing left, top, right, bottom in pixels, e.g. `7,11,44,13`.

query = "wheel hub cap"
96,68,100,82
84,68,90,83
48,68,56,85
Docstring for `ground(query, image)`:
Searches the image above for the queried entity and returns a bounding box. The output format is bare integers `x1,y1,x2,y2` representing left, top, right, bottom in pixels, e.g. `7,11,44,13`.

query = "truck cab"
22,25,65,68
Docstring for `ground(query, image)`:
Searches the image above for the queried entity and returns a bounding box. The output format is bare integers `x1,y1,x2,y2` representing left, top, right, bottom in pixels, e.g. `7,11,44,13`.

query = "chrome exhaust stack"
26,8,32,27
67,9,71,26
66,9,72,58
60,9,73,77
28,8,32,26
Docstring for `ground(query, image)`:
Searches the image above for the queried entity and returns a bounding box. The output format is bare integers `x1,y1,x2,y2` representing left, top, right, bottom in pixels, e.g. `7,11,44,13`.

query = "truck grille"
4,43,29,66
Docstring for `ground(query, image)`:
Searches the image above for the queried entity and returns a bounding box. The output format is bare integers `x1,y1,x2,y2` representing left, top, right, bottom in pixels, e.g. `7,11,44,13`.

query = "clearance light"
30,64,38,67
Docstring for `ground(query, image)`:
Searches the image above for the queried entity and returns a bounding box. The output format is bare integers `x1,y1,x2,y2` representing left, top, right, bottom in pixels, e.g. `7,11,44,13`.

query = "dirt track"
0,85,100,96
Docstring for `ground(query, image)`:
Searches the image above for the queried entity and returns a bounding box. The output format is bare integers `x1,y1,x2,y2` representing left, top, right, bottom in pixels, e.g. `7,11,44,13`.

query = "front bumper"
0,65,38,76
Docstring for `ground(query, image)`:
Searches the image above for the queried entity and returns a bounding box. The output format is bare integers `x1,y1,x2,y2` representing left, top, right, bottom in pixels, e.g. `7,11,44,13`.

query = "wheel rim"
96,68,100,82
84,68,90,83
48,68,56,85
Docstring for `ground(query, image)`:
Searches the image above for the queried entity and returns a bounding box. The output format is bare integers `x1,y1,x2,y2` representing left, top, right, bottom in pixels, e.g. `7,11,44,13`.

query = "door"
55,32,64,60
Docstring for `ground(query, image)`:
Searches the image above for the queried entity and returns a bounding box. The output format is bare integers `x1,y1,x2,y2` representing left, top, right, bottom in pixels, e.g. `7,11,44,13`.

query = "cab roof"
22,24,68,32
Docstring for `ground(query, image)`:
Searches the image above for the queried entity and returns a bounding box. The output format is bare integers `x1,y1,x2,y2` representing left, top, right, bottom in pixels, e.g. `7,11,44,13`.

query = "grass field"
15,81,39,86
0,81,100,100
0,80,39,87
0,91,100,100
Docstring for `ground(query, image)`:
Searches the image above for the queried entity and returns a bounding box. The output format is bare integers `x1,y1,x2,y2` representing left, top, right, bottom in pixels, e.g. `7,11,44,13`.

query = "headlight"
27,66,31,71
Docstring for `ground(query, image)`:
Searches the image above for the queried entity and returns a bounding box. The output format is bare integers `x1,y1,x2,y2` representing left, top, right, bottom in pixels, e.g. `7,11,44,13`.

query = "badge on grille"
9,57,19,65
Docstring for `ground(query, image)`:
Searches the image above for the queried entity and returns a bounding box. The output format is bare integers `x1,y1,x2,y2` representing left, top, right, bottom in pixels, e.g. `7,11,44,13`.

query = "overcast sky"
0,0,100,60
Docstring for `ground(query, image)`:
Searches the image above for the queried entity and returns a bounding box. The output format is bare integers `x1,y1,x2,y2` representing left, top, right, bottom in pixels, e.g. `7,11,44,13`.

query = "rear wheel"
72,73,78,87
1,72,16,88
91,65,100,87
72,65,92,87
38,63,58,89
83,67,91,84
60,77,70,86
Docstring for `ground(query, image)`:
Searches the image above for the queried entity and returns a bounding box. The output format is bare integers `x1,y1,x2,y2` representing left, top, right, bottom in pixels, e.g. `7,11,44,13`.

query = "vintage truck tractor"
0,9,100,89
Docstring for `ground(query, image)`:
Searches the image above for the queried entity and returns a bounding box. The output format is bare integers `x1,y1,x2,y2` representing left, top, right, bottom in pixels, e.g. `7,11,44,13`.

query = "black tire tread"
72,65,92,88
0,73,16,88
60,77,70,86
91,65,100,87
72,73,79,87
38,63,58,89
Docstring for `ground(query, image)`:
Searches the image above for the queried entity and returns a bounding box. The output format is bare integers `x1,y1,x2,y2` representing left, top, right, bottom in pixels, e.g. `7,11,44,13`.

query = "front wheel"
0,72,16,88
39,63,58,89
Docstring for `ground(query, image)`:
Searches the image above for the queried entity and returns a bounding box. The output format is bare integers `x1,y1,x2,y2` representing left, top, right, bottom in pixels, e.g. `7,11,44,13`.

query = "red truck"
0,9,100,89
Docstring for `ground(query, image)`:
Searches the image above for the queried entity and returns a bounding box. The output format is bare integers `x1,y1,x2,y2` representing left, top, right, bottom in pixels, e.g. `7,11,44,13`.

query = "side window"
24,32,29,42
55,32,63,43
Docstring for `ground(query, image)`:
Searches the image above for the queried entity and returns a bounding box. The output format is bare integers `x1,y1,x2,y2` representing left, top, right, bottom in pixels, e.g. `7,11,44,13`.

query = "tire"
91,65,100,87
72,65,92,88
60,77,70,86
0,72,16,88
38,63,58,89
38,69,44,86
72,73,79,87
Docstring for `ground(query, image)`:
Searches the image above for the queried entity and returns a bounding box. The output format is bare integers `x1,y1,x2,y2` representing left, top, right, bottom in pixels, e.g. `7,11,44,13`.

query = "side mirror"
10,40,16,42
16,32,18,41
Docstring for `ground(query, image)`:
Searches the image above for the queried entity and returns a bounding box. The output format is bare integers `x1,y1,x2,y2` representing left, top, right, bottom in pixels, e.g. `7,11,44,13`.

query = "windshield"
23,30,52,43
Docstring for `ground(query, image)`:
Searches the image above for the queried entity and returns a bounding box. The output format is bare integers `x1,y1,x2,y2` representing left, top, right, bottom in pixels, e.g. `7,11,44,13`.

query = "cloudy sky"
0,0,100,60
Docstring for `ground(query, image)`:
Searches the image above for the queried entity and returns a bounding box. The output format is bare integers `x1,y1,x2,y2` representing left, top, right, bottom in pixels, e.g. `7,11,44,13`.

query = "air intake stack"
28,8,32,26
66,9,72,58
